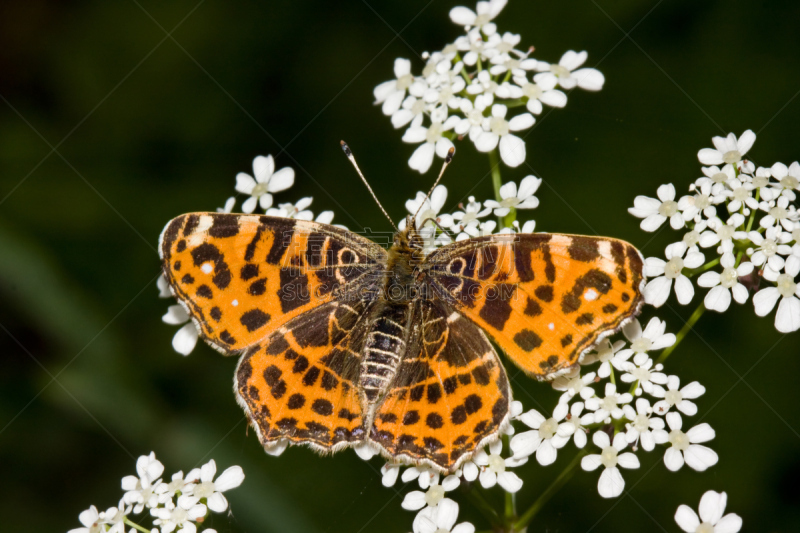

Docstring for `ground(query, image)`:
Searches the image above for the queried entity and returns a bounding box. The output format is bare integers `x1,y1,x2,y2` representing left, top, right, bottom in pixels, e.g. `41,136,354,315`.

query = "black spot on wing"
513,329,542,351
567,236,600,262
478,283,516,330
208,215,239,238
277,268,311,313
240,309,270,332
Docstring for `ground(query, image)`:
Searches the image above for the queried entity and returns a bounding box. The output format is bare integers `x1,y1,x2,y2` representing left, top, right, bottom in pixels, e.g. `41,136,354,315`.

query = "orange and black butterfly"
159,155,644,473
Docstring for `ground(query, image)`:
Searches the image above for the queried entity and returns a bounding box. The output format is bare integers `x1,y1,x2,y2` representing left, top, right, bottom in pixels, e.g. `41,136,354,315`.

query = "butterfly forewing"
160,213,387,354
426,233,645,378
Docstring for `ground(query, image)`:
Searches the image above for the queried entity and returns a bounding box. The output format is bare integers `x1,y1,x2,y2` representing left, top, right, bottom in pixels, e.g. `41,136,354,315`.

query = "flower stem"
513,450,587,531
488,150,516,228
463,483,501,526
503,435,517,524
685,257,720,278
656,302,706,365
123,517,152,533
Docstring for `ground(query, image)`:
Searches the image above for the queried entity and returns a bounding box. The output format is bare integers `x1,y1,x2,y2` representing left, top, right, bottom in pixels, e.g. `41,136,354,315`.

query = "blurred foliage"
1,1,799,532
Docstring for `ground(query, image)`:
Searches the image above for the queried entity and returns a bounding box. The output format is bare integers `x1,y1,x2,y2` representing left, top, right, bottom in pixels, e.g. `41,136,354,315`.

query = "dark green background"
2,1,799,532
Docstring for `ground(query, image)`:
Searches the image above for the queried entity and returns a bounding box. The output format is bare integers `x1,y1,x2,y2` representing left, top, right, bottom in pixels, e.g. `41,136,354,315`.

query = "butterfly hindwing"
369,301,511,471
160,213,387,354
235,299,377,451
427,233,645,378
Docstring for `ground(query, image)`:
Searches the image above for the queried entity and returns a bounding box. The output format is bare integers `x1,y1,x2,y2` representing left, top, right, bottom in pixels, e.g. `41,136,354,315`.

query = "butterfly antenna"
413,147,456,221
340,140,398,232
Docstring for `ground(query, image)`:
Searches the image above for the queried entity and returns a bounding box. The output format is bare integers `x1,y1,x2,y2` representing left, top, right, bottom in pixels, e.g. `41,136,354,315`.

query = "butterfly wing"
426,233,644,378
369,300,511,472
236,298,376,451
160,213,387,354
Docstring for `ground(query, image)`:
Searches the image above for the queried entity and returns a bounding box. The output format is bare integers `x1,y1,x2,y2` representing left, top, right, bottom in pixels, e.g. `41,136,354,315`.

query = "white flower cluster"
68,452,244,533
520,317,717,499
398,176,540,252
159,154,335,356
373,0,604,173
629,130,800,332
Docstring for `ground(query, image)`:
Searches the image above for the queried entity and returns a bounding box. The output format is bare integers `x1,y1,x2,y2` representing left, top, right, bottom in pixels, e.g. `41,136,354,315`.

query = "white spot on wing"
447,312,460,324
585,289,598,301
201,263,213,274
187,215,214,247
548,322,555,331
232,299,239,307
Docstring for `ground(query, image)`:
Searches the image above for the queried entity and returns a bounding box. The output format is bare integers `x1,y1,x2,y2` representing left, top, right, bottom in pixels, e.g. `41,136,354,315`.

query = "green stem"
488,150,516,229
123,517,152,533
463,484,501,526
744,189,761,233
684,257,720,278
503,435,517,524
513,450,587,531
656,302,706,365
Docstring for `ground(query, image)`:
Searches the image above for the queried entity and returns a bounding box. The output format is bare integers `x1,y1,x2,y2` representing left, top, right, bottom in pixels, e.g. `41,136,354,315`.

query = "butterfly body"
160,212,644,472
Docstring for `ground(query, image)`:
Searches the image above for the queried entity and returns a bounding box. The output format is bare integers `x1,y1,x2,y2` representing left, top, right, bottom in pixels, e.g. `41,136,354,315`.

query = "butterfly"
159,206,645,473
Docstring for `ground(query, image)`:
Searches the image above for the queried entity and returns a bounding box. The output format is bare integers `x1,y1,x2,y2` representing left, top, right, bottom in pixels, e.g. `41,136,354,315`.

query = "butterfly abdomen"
360,304,410,403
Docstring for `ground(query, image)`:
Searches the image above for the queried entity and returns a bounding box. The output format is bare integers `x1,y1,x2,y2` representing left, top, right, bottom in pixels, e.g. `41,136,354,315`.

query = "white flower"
157,274,172,298
615,318,676,365
675,490,742,533
381,463,401,487
753,259,800,333
216,196,235,213
748,226,791,272
697,130,756,166
659,412,718,472
581,338,628,378
68,505,125,533
679,181,719,222
152,500,207,533
562,402,593,448
315,210,335,225
121,452,165,513
184,459,244,513
551,367,596,403
449,0,507,30
586,382,633,423
623,398,666,452
771,161,800,192
581,432,639,498
697,253,754,312
472,440,523,492
512,75,567,114
652,375,706,416
403,119,457,174
510,403,573,465
265,197,314,220
483,175,541,216
401,476,460,510
402,185,453,232
412,498,475,533
474,104,534,167
401,465,440,489
534,50,605,91
620,357,668,395
759,195,796,232
457,220,497,241
644,242,705,306
374,58,418,116
162,304,199,356
235,155,294,214
451,196,492,231
629,183,685,231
